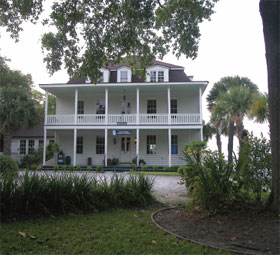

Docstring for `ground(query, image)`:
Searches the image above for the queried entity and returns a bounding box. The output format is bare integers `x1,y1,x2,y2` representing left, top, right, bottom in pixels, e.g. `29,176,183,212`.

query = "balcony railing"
46,114,201,125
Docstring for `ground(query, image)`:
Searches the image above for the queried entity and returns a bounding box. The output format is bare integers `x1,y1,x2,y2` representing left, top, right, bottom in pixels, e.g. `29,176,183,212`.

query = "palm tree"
207,76,259,163
249,93,269,123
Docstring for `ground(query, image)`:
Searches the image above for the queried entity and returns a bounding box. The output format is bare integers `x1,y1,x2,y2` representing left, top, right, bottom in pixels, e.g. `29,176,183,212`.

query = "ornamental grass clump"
0,171,154,220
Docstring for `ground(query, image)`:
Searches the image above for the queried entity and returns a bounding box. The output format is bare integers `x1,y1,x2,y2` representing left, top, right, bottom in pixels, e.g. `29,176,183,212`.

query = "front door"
120,137,131,163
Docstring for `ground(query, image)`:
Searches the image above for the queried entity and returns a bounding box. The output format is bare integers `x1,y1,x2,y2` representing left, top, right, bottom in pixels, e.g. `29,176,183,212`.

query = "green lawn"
130,171,180,176
1,208,229,255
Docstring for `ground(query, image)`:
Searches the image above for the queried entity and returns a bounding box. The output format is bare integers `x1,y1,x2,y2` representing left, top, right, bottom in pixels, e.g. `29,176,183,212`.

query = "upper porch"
41,82,207,127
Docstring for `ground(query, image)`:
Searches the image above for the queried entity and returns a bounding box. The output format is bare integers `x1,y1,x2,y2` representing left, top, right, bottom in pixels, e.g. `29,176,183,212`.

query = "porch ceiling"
43,84,201,96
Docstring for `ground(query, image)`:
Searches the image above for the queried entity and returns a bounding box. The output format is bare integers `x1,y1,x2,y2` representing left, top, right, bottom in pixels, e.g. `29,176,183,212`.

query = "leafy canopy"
0,0,218,82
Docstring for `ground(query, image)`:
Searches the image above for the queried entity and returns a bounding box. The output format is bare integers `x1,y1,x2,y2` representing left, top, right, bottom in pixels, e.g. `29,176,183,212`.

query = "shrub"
96,165,103,172
173,166,179,172
142,165,148,171
0,172,155,219
153,165,158,171
132,158,146,165
30,164,38,170
76,166,81,171
87,166,92,171
62,165,67,171
236,133,272,201
111,158,119,166
20,149,43,169
163,166,170,171
0,155,19,178
69,165,75,172
53,165,59,172
46,143,59,160
130,164,137,171
177,166,187,176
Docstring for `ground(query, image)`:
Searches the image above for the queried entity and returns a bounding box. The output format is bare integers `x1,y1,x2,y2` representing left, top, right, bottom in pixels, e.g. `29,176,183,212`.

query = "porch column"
136,88,139,125
44,91,48,125
199,86,202,124
136,128,139,166
73,128,77,166
200,127,204,141
167,86,171,124
43,128,47,166
74,88,78,124
168,128,171,167
104,128,108,167
105,88,108,125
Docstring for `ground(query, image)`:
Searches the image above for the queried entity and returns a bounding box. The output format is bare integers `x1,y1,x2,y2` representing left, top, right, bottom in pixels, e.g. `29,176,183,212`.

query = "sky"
0,0,269,151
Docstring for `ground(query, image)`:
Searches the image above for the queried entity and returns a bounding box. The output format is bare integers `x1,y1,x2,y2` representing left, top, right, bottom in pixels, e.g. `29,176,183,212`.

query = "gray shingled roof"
67,59,190,84
12,123,54,138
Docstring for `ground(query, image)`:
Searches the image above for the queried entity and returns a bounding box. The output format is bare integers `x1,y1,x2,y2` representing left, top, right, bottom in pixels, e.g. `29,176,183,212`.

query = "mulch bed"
153,207,279,255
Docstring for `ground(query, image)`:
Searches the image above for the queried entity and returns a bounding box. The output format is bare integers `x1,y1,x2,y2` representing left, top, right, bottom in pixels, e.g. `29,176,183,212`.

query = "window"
171,99,177,114
121,137,130,152
150,71,157,82
171,135,178,154
28,140,35,154
158,71,164,82
147,100,157,114
20,140,26,155
49,140,55,144
78,101,84,114
147,135,156,154
77,136,83,154
96,100,105,114
120,71,128,82
96,136,105,154
39,140,44,149
150,71,164,82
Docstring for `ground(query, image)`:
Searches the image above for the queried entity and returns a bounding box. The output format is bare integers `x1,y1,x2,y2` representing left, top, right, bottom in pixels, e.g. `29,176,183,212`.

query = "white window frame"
19,140,26,155
120,71,128,82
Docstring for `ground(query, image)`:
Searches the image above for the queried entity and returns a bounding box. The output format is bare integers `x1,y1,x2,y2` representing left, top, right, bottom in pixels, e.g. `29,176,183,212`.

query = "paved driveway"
20,171,188,205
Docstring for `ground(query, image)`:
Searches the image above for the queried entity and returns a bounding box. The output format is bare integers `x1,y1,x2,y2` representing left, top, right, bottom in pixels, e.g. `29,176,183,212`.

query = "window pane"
120,71,128,82
20,140,26,155
147,100,156,114
171,135,178,154
77,136,83,154
171,99,177,114
147,135,156,154
28,140,35,155
39,140,44,149
78,101,84,114
126,137,130,152
121,137,125,151
150,71,156,82
158,71,164,82
96,100,105,114
96,136,105,154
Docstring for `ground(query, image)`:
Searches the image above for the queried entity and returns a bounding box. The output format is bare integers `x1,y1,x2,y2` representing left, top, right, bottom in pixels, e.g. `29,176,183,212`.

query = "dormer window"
117,66,132,82
147,66,169,82
150,71,157,82
120,71,128,82
150,71,164,82
158,71,164,82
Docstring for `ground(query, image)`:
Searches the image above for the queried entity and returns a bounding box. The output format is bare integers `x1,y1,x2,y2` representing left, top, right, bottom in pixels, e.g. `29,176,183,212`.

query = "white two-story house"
40,60,208,167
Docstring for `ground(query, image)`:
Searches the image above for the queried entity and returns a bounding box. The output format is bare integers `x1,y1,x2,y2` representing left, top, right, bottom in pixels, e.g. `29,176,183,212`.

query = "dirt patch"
153,207,279,255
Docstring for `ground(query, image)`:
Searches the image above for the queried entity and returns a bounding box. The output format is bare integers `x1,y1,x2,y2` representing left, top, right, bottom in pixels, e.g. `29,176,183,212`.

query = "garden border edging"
151,207,257,255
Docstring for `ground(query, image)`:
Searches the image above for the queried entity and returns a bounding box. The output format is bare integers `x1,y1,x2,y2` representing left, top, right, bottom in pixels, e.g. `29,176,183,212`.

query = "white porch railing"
47,114,201,125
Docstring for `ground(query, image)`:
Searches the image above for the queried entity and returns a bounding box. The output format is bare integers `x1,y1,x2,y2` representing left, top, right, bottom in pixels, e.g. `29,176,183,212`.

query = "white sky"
0,0,269,152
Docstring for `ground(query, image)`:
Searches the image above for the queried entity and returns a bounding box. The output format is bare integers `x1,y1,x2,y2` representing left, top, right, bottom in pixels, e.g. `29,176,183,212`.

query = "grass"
130,171,180,176
0,208,229,255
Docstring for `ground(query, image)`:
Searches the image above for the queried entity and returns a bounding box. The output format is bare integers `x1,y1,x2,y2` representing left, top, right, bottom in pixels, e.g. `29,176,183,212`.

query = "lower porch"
43,128,202,167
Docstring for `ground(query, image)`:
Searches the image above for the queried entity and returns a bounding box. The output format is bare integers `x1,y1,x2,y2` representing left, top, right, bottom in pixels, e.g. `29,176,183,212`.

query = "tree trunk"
227,121,234,164
260,0,280,214
3,129,12,155
216,132,222,154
